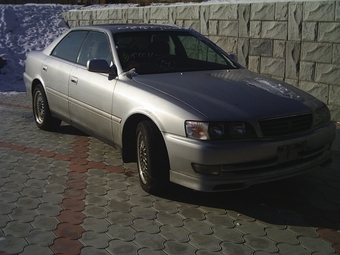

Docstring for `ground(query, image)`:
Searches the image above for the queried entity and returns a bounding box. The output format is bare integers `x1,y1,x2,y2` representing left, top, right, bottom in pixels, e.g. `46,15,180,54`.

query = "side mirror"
87,59,117,78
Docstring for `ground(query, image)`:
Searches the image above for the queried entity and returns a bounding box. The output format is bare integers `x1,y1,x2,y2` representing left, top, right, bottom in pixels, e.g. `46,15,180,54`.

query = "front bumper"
164,121,336,192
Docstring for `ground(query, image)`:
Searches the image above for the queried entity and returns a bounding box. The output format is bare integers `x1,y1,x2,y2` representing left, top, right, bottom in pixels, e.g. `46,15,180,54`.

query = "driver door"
68,31,116,141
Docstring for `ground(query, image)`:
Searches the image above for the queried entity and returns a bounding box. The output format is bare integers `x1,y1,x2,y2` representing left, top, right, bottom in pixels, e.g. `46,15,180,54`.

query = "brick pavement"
0,92,339,255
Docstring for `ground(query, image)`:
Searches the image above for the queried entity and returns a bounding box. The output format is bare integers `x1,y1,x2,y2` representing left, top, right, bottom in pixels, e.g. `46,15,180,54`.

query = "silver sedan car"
24,24,336,194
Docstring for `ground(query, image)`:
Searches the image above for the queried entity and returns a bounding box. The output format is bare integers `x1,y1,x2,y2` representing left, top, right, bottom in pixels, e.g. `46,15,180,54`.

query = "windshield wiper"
124,68,137,79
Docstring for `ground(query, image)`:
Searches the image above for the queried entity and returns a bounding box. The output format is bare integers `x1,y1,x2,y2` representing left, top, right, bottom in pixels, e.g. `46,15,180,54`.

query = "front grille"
259,113,313,137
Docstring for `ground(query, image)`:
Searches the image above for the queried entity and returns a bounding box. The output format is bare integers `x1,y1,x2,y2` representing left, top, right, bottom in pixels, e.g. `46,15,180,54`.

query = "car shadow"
161,160,340,230
56,123,89,136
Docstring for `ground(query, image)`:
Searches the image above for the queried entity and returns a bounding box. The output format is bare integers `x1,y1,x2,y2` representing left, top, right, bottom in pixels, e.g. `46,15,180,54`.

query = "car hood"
132,69,321,120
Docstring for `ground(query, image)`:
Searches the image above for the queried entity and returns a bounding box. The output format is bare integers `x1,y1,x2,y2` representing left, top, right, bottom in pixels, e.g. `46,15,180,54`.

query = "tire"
32,84,61,131
136,120,170,194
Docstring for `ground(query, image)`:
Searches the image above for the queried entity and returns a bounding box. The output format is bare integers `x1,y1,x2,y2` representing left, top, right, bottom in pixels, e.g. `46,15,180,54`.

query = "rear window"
114,31,237,74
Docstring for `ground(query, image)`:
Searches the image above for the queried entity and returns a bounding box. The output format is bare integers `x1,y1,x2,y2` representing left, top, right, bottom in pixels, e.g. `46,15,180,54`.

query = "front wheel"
136,120,170,194
32,84,61,131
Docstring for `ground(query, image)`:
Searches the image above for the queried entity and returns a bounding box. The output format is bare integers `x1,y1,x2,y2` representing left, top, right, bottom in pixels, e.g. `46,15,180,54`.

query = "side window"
51,31,88,63
77,31,112,66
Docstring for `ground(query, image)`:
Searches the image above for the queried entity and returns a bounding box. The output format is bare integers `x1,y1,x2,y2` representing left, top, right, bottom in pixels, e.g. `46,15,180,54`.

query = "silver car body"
24,24,336,192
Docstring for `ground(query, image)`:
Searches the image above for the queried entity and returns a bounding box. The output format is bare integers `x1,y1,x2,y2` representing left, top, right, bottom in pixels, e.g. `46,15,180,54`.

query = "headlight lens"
185,121,209,140
314,106,331,127
185,121,257,140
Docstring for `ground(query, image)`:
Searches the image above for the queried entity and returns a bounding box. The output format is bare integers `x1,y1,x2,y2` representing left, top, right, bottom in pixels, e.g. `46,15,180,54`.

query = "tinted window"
77,31,112,66
51,31,88,62
114,31,237,74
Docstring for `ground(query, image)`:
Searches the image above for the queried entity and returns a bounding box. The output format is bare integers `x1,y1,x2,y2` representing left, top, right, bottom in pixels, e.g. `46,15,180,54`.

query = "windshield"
113,31,238,74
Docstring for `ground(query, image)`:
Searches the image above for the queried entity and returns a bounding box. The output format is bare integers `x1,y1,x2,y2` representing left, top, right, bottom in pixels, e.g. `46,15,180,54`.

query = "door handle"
42,65,48,71
70,76,78,85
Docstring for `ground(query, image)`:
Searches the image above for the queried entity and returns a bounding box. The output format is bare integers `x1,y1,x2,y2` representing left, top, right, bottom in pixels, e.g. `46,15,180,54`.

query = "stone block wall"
62,1,340,121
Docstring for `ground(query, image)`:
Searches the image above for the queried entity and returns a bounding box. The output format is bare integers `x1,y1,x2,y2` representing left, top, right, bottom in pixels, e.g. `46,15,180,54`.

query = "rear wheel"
136,120,170,194
32,84,61,131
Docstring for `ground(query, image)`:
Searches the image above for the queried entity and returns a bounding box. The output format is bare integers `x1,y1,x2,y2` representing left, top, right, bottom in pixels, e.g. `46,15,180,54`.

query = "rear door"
42,30,88,119
68,31,116,141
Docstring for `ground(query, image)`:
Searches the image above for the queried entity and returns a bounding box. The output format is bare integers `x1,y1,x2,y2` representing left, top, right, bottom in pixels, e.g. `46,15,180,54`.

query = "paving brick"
4,221,33,238
16,197,41,210
205,213,235,228
86,184,107,195
179,207,206,220
131,206,157,220
317,228,340,245
107,179,128,192
0,236,28,254
129,194,155,208
39,192,64,205
234,220,267,237
107,199,132,212
220,242,254,254
107,225,136,241
266,227,299,245
132,218,161,234
54,222,84,239
80,247,111,255
134,232,165,250
2,181,25,193
243,234,278,253
107,211,134,226
81,217,109,233
50,238,83,255
159,225,190,243
190,232,222,251
107,189,130,201
25,229,56,246
83,205,108,219
183,219,213,235
298,236,335,254
107,239,139,255
0,215,10,229
57,210,85,225
163,240,197,255
276,243,311,255
85,194,109,207
21,245,54,255
0,192,20,204
212,226,244,244
31,215,60,231
63,188,86,199
9,207,36,223
60,198,85,212
80,231,110,248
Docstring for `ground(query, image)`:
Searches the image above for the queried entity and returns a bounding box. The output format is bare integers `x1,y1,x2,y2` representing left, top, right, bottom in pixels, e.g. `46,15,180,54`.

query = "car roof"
72,23,187,34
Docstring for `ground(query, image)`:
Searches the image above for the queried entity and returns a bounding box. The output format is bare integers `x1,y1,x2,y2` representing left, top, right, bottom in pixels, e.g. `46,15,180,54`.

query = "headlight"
314,106,331,127
185,121,257,140
185,121,209,140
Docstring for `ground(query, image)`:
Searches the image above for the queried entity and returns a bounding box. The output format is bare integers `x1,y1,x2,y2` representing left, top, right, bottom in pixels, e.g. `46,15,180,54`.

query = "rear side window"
51,31,88,62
